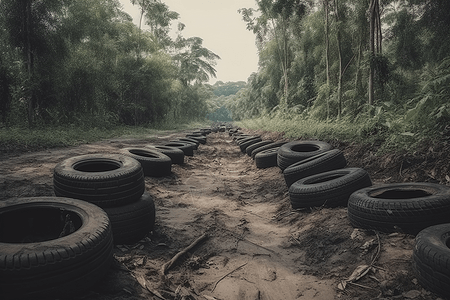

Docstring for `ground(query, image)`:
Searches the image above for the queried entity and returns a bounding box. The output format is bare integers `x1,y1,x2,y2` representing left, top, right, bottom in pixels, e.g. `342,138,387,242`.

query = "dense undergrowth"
236,115,449,156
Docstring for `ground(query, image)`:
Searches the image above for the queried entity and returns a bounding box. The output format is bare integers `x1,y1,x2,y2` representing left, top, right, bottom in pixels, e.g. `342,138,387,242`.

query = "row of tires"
0,128,212,300
229,128,450,299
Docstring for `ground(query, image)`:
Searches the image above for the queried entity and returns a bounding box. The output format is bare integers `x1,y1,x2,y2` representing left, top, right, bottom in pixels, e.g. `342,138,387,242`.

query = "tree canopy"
227,0,450,137
0,0,220,127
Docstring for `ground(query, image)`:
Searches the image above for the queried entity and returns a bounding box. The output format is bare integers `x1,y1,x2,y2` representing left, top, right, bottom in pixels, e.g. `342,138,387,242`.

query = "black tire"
231,132,246,139
199,128,211,135
191,131,207,136
229,128,239,136
289,168,372,208
277,140,333,171
103,192,156,245
251,141,287,159
171,139,198,150
53,154,145,208
283,149,347,187
119,148,172,177
164,142,194,156
255,147,280,169
246,140,274,156
234,135,254,143
145,145,185,165
236,135,260,145
0,197,113,300
347,183,450,234
178,137,200,148
186,135,207,144
413,224,450,298
239,137,263,153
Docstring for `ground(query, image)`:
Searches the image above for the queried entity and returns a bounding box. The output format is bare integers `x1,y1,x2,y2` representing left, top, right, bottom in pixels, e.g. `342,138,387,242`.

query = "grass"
236,116,373,142
0,120,211,154
235,115,435,155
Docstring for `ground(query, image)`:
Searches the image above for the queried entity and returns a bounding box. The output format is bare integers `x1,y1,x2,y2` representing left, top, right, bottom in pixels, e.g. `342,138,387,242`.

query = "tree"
240,0,308,106
2,0,68,126
172,36,220,86
130,0,179,51
368,0,381,106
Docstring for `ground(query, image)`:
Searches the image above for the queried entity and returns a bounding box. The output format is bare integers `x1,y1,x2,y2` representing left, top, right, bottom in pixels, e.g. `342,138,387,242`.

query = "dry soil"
0,129,448,300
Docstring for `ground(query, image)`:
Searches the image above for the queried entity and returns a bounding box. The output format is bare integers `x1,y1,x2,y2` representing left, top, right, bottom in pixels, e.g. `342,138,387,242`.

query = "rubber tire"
186,135,207,144
103,192,156,245
164,142,194,156
413,224,450,298
229,128,239,136
236,135,260,144
239,137,263,153
178,138,200,148
53,154,145,208
234,135,255,143
171,139,198,150
283,149,347,187
251,141,287,159
0,197,113,300
146,145,185,165
277,140,333,171
245,140,274,156
199,128,211,135
191,131,207,136
289,168,372,208
120,148,172,177
347,183,450,234
255,147,280,169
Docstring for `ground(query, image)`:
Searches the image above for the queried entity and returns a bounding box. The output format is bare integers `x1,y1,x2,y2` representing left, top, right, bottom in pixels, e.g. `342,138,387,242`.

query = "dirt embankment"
0,129,447,300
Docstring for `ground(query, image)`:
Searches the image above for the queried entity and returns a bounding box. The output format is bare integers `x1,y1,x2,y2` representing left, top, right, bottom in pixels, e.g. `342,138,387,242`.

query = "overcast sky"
118,0,259,84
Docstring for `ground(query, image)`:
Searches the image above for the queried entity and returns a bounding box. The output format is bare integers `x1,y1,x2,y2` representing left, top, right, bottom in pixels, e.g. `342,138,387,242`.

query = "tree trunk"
25,0,34,127
368,0,376,107
324,0,330,87
335,0,343,117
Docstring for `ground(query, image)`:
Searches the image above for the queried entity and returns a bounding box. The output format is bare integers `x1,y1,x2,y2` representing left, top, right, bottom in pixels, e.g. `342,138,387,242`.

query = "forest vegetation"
230,0,450,151
0,0,220,129
1,0,450,153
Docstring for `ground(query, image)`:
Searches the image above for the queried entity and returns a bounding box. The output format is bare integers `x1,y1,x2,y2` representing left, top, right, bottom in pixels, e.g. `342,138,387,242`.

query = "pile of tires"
0,196,113,299
227,128,450,298
53,153,155,245
229,129,287,169
1,126,219,299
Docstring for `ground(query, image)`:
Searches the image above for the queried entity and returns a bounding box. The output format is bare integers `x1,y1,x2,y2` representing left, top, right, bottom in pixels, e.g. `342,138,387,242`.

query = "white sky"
118,0,259,84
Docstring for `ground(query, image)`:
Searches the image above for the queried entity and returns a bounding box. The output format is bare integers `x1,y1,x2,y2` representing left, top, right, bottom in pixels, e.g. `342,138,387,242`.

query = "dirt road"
0,130,441,300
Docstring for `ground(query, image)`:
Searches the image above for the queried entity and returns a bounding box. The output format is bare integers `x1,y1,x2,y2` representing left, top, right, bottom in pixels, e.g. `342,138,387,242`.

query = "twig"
211,262,248,292
160,233,209,276
370,231,381,266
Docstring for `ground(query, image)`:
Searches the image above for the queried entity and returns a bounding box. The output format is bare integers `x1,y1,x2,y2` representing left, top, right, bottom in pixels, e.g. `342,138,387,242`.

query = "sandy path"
144,133,336,299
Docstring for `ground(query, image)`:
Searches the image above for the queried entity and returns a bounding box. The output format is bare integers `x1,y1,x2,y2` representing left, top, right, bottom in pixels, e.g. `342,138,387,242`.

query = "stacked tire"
0,196,114,299
53,153,156,245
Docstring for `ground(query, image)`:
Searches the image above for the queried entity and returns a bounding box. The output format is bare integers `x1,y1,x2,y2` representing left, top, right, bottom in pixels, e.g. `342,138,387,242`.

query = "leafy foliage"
229,0,450,145
0,0,220,128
